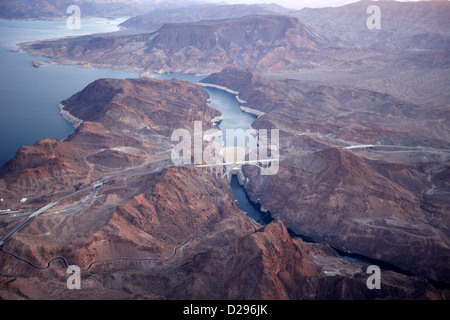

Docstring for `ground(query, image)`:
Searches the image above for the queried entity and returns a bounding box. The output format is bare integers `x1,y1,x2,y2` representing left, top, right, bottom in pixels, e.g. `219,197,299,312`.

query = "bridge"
195,158,279,179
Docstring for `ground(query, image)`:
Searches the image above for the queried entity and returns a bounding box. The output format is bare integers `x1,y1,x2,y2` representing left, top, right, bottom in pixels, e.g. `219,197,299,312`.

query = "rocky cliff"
1,76,447,300
202,67,450,285
20,14,324,74
0,0,153,20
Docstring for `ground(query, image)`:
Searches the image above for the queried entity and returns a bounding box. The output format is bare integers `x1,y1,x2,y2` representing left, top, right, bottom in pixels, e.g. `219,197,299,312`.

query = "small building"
20,198,28,203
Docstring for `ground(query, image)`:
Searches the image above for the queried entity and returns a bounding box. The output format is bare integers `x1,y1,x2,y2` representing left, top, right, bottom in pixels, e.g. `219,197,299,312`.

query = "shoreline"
239,105,266,117
199,82,240,96
211,115,224,126
199,82,265,118
59,103,83,129
0,17,129,22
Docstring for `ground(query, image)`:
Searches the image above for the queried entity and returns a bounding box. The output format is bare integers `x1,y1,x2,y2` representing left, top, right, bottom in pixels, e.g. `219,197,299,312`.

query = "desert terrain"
0,0,449,300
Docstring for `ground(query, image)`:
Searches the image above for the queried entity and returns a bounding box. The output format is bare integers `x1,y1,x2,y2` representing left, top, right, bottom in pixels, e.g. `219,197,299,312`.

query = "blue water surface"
0,18,138,166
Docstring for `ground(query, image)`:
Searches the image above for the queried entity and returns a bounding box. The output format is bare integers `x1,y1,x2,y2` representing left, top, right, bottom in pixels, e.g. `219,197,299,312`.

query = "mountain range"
21,14,323,74
201,67,450,284
1,0,449,300
1,77,447,299
19,1,450,107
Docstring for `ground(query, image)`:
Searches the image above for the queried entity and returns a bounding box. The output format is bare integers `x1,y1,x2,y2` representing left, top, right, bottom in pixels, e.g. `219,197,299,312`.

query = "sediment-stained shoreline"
59,103,83,128
199,82,265,118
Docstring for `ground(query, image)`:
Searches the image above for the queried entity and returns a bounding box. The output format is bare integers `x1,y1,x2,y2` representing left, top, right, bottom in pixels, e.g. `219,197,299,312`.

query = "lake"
151,73,258,132
0,19,425,280
0,19,267,228
0,18,139,166
152,73,269,223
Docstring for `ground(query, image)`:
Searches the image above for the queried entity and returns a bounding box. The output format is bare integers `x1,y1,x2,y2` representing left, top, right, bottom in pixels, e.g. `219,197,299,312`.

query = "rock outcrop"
1,76,447,300
20,15,323,74
202,67,450,284
2,1,450,300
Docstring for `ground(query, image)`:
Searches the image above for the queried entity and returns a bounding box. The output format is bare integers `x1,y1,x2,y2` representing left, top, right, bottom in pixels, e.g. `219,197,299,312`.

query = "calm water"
151,73,258,149
0,20,265,225
152,73,270,225
0,18,138,166
230,175,274,225
151,73,258,131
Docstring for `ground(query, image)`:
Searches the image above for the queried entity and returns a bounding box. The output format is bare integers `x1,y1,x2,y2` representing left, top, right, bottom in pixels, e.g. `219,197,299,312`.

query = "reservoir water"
151,73,258,134
152,73,281,229
0,18,139,166
0,18,264,226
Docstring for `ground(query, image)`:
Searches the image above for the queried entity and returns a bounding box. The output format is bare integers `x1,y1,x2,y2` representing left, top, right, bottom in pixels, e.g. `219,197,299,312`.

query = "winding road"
0,228,212,272
0,159,225,273
0,158,259,273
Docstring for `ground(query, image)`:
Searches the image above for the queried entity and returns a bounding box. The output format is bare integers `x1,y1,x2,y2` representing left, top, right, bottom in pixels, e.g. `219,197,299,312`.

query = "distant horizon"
200,0,426,10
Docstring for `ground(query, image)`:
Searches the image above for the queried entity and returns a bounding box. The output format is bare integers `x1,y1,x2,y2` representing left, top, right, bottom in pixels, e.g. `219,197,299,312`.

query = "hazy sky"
203,0,423,10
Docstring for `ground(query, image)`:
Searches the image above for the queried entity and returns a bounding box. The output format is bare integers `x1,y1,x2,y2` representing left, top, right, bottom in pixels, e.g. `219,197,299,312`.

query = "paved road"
0,227,213,272
0,161,171,248
344,144,450,155
0,183,102,247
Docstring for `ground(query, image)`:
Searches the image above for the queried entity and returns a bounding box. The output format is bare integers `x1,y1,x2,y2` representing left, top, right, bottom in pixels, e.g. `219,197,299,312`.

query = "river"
153,73,425,277
0,18,266,225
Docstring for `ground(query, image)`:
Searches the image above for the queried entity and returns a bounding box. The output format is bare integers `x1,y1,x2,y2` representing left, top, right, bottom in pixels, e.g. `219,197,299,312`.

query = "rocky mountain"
292,0,450,51
0,77,218,209
1,76,448,300
279,0,450,107
119,3,291,33
20,14,324,74
0,0,288,21
2,0,449,301
0,0,153,19
201,67,450,284
202,67,450,148
18,0,450,107
60,77,219,136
